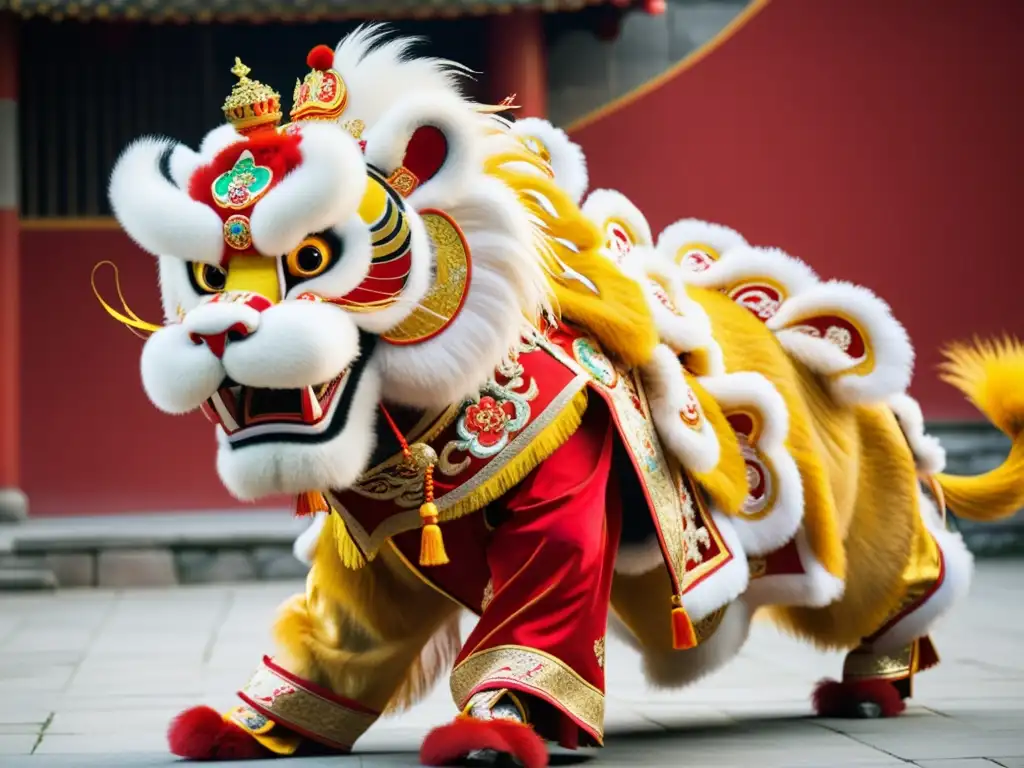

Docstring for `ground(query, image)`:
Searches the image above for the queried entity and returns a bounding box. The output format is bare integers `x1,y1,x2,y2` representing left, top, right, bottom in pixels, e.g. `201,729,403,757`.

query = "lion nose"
184,292,273,359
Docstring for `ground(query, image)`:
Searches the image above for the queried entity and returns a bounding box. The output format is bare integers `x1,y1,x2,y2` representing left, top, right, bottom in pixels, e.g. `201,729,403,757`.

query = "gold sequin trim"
239,658,378,749
387,166,420,197
842,643,915,682
481,579,495,612
450,645,605,741
594,636,605,669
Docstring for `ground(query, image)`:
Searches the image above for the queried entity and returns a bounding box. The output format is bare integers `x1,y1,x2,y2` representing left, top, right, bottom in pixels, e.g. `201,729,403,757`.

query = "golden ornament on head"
222,56,282,136
290,44,349,124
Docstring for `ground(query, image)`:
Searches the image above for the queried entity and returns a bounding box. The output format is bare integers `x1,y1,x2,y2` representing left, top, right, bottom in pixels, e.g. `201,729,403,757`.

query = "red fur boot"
812,678,906,719
168,706,273,760
421,716,549,768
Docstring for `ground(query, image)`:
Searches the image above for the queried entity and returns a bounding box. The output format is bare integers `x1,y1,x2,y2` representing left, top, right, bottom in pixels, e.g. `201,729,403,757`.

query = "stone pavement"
0,560,1022,768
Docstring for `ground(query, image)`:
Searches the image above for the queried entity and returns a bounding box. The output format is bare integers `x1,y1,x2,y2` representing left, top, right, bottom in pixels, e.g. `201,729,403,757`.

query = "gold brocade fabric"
450,645,606,742
843,643,917,682
871,523,944,639
238,658,378,749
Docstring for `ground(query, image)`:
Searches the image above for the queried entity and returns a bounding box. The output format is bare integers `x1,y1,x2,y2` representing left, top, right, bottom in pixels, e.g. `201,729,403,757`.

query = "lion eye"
190,262,227,294
286,237,333,279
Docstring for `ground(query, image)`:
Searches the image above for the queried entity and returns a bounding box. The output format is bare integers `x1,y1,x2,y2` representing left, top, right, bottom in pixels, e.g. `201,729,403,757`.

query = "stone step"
0,566,57,591
0,510,312,590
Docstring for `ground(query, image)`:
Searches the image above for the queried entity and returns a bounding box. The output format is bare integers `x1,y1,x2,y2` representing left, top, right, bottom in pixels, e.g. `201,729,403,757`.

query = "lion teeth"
302,386,323,423
211,392,239,432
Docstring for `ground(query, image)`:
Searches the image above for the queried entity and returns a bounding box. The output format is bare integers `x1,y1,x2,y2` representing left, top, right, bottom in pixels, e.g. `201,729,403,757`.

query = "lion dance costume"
100,26,1024,767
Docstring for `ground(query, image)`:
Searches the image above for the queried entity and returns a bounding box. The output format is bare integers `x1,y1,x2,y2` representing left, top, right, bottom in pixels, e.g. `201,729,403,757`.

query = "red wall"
19,0,1024,516
20,228,264,516
571,0,1024,423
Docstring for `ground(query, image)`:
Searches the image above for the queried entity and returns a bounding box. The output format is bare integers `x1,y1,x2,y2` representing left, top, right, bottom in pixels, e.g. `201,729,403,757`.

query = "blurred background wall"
1,0,1021,517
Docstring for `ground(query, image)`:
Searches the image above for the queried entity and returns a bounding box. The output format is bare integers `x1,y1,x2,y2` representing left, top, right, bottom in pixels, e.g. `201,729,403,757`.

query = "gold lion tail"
933,336,1024,522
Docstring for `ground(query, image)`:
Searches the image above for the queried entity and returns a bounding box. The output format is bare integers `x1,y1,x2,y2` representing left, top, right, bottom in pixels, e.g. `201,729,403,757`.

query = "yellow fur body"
935,337,1024,521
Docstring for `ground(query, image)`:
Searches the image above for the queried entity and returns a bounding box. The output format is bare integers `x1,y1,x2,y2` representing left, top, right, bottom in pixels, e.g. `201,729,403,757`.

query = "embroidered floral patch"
212,150,274,210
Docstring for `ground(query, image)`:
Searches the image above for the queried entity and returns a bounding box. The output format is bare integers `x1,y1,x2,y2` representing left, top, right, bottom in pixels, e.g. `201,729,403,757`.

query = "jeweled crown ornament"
222,57,282,136
291,45,349,125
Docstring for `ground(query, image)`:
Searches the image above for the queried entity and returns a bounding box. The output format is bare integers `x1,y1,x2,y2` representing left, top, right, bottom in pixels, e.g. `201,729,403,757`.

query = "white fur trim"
610,599,752,689
140,323,227,415
198,123,243,159
375,175,550,410
768,280,914,405
108,136,224,264
699,372,805,555
867,492,973,654
363,92,482,213
581,188,654,248
167,144,202,192
331,24,475,131
641,345,721,474
250,122,368,257
655,218,749,272
743,529,845,609
219,302,361,390
216,360,382,500
683,245,820,318
888,393,947,474
682,511,750,621
511,117,589,204
638,253,722,368
293,512,327,566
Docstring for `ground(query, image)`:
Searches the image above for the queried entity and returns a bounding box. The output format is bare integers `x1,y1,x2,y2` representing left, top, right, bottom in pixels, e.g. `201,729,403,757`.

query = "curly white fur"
109,137,224,265
641,345,721,474
510,117,589,204
699,372,805,555
251,123,368,257
888,393,947,474
770,280,915,405
656,218,749,271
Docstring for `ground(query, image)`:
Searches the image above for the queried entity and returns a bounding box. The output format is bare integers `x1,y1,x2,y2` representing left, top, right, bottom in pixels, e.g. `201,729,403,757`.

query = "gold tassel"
295,491,329,517
418,468,449,567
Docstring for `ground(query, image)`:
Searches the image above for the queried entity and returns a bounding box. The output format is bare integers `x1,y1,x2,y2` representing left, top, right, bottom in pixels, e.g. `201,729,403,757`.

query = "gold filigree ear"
382,209,472,346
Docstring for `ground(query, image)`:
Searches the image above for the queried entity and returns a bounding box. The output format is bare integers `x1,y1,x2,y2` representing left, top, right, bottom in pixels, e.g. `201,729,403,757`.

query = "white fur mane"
332,26,553,409
333,24,478,126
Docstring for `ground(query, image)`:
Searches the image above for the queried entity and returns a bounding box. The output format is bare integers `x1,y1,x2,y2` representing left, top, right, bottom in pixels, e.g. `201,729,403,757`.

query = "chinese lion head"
107,27,558,504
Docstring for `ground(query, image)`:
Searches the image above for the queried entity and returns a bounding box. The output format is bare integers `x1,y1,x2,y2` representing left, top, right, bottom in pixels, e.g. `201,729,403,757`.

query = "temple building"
0,0,1020,525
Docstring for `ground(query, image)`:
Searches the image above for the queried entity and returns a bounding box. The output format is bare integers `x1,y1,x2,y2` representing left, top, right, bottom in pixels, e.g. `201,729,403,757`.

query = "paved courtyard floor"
1,559,1022,767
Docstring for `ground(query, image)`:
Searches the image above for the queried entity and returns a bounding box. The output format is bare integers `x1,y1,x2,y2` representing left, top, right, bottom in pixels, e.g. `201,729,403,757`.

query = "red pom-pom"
167,706,272,760
420,716,548,768
812,678,907,719
307,45,335,72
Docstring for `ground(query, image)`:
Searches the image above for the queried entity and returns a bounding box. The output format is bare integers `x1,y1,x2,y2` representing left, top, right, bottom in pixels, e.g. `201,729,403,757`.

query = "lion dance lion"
102,25,1024,768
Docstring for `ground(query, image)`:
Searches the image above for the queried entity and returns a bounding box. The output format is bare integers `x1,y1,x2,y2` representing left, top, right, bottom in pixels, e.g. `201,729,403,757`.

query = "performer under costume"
99,24,1024,768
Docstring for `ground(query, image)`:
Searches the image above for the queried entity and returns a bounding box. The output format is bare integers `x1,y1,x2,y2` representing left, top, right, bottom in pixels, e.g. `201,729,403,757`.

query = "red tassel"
295,491,330,517
167,706,271,760
671,605,697,650
420,716,548,768
917,635,940,672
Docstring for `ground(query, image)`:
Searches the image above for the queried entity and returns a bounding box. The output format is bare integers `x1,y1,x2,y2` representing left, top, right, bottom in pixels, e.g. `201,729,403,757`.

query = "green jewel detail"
212,150,274,209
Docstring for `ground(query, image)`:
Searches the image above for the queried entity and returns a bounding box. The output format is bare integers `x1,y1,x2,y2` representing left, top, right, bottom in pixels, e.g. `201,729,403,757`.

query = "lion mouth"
202,372,349,439
201,334,376,449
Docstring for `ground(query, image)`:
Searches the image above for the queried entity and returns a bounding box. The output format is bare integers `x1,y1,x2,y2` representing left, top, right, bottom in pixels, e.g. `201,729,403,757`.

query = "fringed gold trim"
331,513,368,570
688,376,748,515
440,388,590,522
